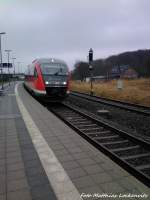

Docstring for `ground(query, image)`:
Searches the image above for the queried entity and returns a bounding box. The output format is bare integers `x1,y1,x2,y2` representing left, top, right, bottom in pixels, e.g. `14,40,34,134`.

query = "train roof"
32,58,67,65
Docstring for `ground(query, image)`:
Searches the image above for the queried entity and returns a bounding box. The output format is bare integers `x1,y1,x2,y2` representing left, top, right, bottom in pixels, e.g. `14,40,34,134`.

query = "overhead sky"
0,0,150,72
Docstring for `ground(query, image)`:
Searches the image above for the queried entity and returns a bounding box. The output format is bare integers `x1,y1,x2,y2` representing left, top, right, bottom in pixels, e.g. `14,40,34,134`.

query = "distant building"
85,65,138,82
122,68,138,79
110,65,138,79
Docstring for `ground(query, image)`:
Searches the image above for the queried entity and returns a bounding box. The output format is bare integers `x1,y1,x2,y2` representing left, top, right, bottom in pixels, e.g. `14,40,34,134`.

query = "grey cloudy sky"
0,0,150,72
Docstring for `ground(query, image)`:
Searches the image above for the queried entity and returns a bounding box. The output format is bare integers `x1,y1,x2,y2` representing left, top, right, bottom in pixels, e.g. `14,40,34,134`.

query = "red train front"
24,58,70,101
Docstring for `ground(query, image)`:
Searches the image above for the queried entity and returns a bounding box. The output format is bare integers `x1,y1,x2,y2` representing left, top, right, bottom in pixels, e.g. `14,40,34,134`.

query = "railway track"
70,91,150,116
49,102,150,187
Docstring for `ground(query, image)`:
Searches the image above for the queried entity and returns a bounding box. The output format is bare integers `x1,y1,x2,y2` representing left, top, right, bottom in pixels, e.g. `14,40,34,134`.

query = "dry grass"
70,78,150,107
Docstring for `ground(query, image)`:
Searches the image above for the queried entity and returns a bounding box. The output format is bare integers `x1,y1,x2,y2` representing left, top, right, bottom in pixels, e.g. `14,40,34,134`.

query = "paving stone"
109,168,129,179
19,140,33,145
24,159,41,169
7,162,24,172
0,165,5,174
26,166,45,177
6,146,20,153
0,152,5,159
68,147,83,154
54,149,69,156
67,167,87,179
27,174,49,187
72,152,89,160
0,176,6,195
31,184,56,199
6,143,20,149
6,156,23,165
79,185,103,194
21,149,36,156
58,138,73,144
0,159,5,166
82,164,104,175
77,158,96,166
57,154,74,162
7,178,29,192
7,152,22,160
46,140,60,146
7,169,26,181
7,189,32,200
0,194,6,200
63,143,78,149
22,153,38,162
72,176,96,189
100,181,125,193
79,186,103,200
61,160,80,170
50,143,65,150
91,172,113,184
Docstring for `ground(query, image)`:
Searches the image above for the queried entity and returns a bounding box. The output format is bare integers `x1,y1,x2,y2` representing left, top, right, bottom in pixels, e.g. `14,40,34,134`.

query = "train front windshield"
41,63,68,75
41,63,68,84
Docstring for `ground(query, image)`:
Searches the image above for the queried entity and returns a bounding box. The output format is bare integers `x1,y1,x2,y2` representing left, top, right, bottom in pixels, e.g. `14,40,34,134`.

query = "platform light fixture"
5,49,12,86
0,32,6,90
12,57,16,82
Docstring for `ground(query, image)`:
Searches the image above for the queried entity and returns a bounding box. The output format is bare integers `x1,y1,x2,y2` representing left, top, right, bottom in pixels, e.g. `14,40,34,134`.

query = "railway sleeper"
67,116,86,120
141,169,150,177
112,145,140,153
75,124,99,129
63,114,82,118
122,152,150,160
72,121,97,126
136,164,150,171
92,134,119,140
96,136,123,143
115,147,148,157
88,131,113,137
80,127,102,133
104,141,134,150
125,155,150,167
102,139,129,146
66,116,85,121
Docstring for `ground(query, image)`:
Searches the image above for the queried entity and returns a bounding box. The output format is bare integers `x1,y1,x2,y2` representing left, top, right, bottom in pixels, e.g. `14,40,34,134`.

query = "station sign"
0,63,13,68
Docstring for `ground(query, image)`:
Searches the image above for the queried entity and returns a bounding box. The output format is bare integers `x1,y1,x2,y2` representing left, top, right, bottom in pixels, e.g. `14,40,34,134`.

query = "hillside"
71,49,150,80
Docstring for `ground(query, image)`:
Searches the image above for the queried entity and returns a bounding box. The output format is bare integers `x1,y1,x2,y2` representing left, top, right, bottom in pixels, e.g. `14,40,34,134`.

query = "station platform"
0,82,149,200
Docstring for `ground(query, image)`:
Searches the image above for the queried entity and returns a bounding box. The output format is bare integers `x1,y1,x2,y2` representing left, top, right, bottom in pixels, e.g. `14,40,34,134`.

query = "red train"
24,58,70,101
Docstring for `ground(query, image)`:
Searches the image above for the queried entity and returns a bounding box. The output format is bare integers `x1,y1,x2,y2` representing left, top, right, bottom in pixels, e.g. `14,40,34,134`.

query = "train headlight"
63,81,67,85
45,81,49,85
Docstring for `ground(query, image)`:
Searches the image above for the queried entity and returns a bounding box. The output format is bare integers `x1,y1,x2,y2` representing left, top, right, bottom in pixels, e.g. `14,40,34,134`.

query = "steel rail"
70,91,150,116
49,102,150,187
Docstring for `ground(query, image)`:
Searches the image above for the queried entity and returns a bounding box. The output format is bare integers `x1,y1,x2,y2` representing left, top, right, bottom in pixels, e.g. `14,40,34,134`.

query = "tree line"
71,49,150,80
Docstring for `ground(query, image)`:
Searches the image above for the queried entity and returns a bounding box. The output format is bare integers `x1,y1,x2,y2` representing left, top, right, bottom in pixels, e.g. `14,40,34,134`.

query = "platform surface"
0,82,149,200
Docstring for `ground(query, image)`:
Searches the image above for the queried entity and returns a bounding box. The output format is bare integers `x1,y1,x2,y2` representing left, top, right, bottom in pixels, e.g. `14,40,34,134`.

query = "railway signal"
88,48,94,95
89,48,93,63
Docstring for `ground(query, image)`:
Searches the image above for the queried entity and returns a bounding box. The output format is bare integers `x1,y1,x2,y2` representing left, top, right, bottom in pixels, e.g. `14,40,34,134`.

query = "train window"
40,63,68,75
34,68,38,78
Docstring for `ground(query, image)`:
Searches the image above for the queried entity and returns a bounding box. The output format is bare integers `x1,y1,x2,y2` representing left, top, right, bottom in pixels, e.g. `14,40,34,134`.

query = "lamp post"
5,50,12,86
17,62,21,74
12,57,16,82
88,48,93,95
0,32,6,90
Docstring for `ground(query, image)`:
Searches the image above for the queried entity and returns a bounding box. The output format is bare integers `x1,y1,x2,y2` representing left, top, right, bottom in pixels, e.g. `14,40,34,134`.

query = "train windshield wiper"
53,68,63,75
